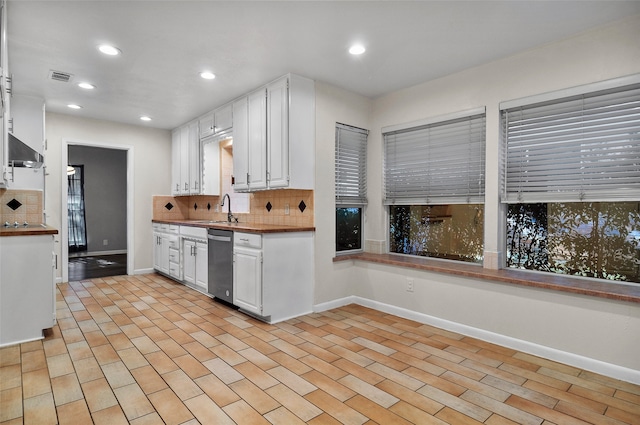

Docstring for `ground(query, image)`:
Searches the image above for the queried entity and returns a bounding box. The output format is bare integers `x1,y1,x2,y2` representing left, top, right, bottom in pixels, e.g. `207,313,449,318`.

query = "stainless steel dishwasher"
207,229,233,304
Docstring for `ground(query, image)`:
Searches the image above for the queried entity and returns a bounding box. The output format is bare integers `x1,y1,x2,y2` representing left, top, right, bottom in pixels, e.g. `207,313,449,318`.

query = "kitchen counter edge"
152,219,315,234
0,225,59,237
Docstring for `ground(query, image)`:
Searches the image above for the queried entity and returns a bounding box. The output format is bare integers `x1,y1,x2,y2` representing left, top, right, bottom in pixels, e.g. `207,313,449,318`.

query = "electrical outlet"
284,204,290,215
103,239,108,246
406,277,414,292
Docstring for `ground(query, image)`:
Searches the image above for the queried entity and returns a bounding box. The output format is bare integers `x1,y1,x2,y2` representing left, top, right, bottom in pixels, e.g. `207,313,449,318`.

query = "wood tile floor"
1,274,639,425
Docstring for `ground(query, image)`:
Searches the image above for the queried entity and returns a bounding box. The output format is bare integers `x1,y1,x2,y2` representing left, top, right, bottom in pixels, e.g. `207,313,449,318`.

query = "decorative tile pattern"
1,274,638,425
0,189,43,224
7,198,22,211
164,203,174,211
152,189,314,227
266,202,272,212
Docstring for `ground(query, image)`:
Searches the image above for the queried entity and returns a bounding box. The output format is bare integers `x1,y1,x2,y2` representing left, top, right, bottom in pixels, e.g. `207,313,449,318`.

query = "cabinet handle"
240,238,249,242
184,183,188,191
176,184,179,192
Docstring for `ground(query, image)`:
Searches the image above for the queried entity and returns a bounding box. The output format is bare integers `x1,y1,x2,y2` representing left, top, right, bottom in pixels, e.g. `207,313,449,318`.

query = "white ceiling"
8,1,640,130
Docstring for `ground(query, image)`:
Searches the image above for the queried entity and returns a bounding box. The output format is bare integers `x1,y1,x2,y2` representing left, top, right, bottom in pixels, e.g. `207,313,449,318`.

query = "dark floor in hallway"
68,254,127,281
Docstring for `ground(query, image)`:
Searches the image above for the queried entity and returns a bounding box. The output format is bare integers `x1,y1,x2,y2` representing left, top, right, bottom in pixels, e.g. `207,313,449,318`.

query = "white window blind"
383,112,486,205
335,123,368,205
502,83,640,203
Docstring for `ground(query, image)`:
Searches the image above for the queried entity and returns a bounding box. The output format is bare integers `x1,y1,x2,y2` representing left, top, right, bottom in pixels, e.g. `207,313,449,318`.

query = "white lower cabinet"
180,226,207,293
182,239,207,292
233,237,262,315
153,223,180,279
233,231,313,323
1,234,56,346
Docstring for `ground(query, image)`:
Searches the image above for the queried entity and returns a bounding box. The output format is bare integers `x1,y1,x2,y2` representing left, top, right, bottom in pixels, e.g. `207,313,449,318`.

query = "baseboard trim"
134,268,155,275
314,296,640,385
69,250,127,258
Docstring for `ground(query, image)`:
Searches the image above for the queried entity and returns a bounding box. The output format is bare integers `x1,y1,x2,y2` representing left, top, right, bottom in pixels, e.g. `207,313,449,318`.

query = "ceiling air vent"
48,70,73,83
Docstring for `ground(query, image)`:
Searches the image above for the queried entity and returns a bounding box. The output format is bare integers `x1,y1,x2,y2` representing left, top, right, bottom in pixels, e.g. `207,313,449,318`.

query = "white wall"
45,112,171,278
314,15,640,380
314,82,372,303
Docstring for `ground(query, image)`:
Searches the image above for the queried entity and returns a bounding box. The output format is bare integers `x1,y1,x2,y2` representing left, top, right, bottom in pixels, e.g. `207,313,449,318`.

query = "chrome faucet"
221,193,235,223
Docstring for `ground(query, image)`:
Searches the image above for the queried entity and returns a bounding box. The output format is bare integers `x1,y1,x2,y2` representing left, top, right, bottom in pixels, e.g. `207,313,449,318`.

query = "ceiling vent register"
48,70,73,83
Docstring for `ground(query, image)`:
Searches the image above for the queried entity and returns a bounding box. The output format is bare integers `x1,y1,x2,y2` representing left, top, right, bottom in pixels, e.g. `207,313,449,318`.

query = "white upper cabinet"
199,103,233,139
266,77,289,188
0,0,8,186
188,120,200,194
247,88,267,190
171,128,181,195
232,74,315,192
232,96,249,190
171,119,200,196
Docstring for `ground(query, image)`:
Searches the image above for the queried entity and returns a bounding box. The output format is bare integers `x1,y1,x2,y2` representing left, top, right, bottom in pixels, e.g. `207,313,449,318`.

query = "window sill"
333,252,640,304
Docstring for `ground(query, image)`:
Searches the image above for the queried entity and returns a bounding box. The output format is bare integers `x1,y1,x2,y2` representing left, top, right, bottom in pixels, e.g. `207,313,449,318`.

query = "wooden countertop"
335,252,640,304
152,219,315,234
0,224,59,237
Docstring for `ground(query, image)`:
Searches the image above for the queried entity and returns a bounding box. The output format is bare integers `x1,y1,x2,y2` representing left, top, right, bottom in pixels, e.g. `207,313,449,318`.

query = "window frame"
335,123,368,255
500,75,640,283
382,108,487,263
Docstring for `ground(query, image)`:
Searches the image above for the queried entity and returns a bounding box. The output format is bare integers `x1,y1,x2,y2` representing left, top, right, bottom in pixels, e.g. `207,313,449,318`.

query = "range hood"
8,133,43,168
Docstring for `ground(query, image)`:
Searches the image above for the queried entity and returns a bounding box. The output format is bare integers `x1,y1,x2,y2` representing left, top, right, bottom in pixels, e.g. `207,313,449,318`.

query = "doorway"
61,141,134,282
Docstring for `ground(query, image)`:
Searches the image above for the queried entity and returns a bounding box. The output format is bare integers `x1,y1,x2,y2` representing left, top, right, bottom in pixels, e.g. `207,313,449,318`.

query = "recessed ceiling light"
98,44,121,56
67,104,82,109
200,71,216,80
140,116,152,122
78,82,95,90
349,44,366,55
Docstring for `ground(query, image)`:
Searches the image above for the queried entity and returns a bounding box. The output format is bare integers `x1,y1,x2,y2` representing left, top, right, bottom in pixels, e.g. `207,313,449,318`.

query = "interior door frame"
61,139,134,283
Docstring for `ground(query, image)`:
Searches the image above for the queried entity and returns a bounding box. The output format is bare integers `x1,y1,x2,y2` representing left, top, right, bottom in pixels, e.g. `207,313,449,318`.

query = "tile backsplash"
0,189,44,224
153,189,314,227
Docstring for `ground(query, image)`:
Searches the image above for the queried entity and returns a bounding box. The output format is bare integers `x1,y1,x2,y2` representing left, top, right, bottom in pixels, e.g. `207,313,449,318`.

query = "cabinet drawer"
234,232,261,249
169,248,179,263
154,223,168,232
168,236,180,250
169,263,180,278
168,225,180,235
180,225,207,240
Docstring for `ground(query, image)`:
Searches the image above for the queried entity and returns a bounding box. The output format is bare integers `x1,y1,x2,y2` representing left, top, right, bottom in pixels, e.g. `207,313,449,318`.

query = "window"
502,81,640,283
383,109,486,263
335,123,368,253
68,165,87,253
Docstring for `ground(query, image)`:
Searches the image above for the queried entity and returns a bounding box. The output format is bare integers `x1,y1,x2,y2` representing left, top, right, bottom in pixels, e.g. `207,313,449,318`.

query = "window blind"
335,123,368,205
383,112,486,205
502,83,640,203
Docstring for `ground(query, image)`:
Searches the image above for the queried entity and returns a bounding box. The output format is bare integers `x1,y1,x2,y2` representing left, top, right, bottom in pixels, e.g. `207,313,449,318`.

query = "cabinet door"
188,120,200,194
267,77,289,188
182,239,196,285
153,232,162,270
199,112,215,139
201,137,220,196
171,129,181,195
214,103,233,134
248,89,267,190
232,97,249,191
233,247,262,316
155,233,170,275
179,125,190,194
195,241,208,291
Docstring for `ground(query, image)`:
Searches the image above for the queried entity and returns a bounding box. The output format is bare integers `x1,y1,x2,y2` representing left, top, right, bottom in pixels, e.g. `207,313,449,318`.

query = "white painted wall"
45,112,171,278
314,15,640,379
314,82,372,303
